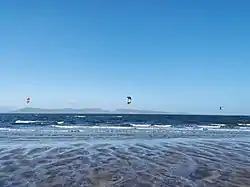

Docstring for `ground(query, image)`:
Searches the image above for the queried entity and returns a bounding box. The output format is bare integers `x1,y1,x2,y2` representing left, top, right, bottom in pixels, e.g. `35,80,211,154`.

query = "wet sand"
0,135,250,187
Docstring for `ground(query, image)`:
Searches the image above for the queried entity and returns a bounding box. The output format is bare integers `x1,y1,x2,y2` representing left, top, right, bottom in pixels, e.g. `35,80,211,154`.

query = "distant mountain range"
10,107,169,114
114,108,168,114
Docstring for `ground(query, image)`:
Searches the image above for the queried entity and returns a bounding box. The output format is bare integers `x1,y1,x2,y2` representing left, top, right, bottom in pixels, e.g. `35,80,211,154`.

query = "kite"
26,97,30,104
127,96,132,104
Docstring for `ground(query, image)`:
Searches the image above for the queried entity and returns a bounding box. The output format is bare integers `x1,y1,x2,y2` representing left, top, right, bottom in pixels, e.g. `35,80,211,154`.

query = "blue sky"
0,0,250,114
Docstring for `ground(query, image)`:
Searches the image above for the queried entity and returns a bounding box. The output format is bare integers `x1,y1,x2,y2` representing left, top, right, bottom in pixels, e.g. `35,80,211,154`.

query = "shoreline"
0,137,249,186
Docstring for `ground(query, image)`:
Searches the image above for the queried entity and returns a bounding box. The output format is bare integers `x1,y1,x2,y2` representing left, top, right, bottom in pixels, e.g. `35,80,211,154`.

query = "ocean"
0,114,250,187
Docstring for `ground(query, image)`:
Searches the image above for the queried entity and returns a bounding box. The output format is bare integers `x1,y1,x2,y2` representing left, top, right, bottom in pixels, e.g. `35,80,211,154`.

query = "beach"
0,114,250,187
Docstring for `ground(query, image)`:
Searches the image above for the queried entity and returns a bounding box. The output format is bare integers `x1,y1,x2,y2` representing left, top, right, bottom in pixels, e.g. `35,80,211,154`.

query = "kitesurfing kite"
220,106,223,110
26,97,30,104
127,96,132,104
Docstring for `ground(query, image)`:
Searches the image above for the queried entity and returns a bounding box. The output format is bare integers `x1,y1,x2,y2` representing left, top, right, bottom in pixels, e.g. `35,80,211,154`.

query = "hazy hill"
114,108,168,114
11,107,168,114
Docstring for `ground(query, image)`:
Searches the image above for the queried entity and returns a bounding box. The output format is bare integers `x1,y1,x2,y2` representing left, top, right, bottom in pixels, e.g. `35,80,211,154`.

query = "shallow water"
0,114,250,187
0,133,250,186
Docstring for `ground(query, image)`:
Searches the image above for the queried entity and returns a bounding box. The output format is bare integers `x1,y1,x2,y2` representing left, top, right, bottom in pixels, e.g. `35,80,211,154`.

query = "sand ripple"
0,139,250,187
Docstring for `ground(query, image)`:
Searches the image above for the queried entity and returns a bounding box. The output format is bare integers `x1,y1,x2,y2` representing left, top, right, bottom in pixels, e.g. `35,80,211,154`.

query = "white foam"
130,124,172,129
90,126,132,129
14,120,41,124
52,125,83,129
198,126,220,129
198,125,224,129
153,125,172,128
0,127,36,132
75,116,86,118
210,124,226,127
239,127,250,130
0,127,12,131
238,123,250,126
209,128,250,132
52,125,132,129
131,124,151,127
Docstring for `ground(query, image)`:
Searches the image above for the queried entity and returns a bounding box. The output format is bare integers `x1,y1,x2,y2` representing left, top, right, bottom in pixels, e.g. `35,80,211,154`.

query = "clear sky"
0,0,250,114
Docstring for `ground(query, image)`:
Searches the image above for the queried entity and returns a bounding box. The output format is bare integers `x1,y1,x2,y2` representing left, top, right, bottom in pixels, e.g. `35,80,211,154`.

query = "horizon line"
0,107,248,116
